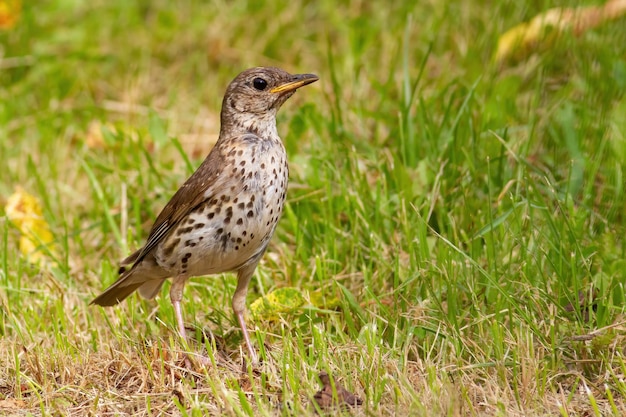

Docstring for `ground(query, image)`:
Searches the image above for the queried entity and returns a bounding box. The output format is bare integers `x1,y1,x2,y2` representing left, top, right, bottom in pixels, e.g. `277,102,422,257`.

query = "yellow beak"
270,73,319,93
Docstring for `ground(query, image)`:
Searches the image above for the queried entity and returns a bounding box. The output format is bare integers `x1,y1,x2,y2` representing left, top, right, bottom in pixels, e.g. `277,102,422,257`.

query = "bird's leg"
170,275,197,368
234,261,260,363
170,275,189,340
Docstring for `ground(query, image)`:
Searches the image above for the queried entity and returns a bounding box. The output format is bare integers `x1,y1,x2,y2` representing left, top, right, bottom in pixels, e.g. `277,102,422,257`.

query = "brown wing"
90,149,229,306
130,147,230,266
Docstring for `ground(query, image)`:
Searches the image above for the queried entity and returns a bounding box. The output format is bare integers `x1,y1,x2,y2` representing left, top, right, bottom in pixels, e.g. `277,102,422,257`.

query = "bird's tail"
90,267,146,306
91,248,169,306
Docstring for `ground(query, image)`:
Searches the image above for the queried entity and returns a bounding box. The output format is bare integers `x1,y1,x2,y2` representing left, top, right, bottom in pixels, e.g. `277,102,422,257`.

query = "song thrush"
91,67,318,363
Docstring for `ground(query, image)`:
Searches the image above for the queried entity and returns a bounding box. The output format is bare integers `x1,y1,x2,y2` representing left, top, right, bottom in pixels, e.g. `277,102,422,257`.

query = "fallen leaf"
313,371,362,412
309,289,341,311
250,287,306,320
495,0,626,64
0,0,20,30
5,187,59,265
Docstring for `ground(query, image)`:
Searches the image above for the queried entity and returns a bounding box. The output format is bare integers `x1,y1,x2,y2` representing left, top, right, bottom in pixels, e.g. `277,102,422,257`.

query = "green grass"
2,0,626,415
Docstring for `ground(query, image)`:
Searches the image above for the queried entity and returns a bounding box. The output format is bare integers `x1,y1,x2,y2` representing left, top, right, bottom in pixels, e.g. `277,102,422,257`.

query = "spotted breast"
154,135,288,277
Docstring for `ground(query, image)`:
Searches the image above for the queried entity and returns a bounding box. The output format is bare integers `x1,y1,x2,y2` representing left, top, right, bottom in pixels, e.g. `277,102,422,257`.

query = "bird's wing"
131,146,231,265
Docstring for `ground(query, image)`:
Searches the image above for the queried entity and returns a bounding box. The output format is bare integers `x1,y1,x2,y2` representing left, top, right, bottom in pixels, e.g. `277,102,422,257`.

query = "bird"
91,67,319,363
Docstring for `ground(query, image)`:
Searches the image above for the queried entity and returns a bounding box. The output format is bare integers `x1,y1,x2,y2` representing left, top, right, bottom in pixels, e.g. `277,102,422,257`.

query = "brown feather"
130,149,227,267
90,269,145,306
92,151,232,305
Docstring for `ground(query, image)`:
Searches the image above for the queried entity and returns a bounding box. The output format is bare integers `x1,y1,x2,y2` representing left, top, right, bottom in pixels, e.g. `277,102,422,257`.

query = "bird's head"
220,67,318,134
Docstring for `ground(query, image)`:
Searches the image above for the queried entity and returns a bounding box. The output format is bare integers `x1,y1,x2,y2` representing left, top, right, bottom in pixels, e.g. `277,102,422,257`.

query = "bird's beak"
270,73,319,93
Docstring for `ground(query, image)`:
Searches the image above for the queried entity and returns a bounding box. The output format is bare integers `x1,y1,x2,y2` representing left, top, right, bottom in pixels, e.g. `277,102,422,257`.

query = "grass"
1,0,626,415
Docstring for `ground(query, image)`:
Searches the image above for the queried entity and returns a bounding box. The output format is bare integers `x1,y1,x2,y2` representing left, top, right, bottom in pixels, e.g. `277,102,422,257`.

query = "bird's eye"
252,78,268,91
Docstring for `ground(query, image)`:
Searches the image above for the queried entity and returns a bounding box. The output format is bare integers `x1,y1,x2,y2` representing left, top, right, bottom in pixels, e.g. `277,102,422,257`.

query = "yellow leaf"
494,8,573,64
0,0,21,30
5,187,58,265
309,289,341,310
495,0,626,64
250,287,306,320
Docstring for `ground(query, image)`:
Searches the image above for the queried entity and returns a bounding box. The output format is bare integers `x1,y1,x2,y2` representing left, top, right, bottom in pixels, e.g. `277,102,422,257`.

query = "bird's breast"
155,137,289,277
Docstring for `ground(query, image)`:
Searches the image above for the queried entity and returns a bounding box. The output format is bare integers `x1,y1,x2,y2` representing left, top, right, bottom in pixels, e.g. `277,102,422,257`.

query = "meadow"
1,1,626,415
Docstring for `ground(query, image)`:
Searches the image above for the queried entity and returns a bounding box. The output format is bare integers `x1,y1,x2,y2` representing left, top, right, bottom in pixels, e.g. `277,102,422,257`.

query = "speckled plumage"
91,67,318,362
